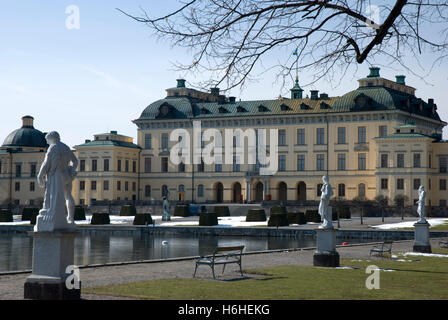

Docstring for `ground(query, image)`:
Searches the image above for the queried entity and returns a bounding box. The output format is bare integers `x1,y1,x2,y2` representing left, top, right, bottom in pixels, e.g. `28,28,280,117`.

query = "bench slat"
215,246,244,252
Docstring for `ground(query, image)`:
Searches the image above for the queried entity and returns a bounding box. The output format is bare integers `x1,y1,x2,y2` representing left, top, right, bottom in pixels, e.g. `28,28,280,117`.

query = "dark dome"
2,116,47,148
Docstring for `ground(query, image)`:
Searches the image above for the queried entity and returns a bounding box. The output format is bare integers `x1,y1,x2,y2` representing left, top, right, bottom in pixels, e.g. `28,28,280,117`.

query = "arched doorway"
215,182,224,203
297,181,306,201
278,182,287,201
232,182,242,202
254,182,263,202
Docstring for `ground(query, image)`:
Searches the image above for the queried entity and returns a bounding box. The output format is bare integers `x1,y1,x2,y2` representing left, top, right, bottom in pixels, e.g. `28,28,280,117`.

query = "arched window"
178,185,185,192
145,185,151,197
358,183,366,197
338,184,345,197
162,185,168,197
197,184,204,197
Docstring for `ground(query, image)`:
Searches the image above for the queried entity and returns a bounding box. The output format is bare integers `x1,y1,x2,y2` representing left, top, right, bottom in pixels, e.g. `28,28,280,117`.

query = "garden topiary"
0,210,13,222
174,205,190,217
270,206,287,215
74,206,86,220
305,210,321,223
90,212,110,225
133,213,153,225
287,212,306,225
119,205,137,216
246,209,267,222
199,212,218,226
213,206,230,217
268,213,289,227
21,207,39,221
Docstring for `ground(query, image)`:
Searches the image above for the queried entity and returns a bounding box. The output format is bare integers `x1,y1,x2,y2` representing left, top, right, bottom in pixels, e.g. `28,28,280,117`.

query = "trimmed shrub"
305,210,321,223
199,212,218,226
0,210,13,222
174,205,190,217
268,213,289,227
214,206,230,217
270,206,287,215
119,205,137,216
21,208,39,221
133,213,153,225
91,212,110,225
74,206,86,220
337,207,351,219
246,209,267,222
288,212,306,225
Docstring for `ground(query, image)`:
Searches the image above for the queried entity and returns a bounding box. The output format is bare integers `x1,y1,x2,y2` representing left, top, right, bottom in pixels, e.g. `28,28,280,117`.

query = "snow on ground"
403,252,448,258
371,218,448,230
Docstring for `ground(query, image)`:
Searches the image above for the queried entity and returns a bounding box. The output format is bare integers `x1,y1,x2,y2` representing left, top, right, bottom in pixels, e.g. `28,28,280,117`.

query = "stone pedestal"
313,228,340,267
24,231,80,300
413,222,432,253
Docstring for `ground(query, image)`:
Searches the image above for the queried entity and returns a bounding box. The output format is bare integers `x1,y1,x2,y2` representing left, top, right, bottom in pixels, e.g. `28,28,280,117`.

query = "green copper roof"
74,140,140,149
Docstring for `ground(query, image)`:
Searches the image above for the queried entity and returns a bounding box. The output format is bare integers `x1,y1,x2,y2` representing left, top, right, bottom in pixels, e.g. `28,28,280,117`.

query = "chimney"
396,75,406,85
319,93,329,100
110,130,118,135
367,67,380,78
85,139,91,143
211,87,220,96
176,79,186,88
22,115,34,128
229,96,236,104
428,98,434,105
310,90,319,100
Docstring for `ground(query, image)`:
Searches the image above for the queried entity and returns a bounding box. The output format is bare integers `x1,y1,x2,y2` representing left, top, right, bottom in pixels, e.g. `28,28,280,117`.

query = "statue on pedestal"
318,175,334,229
162,196,171,221
35,131,78,232
417,185,426,224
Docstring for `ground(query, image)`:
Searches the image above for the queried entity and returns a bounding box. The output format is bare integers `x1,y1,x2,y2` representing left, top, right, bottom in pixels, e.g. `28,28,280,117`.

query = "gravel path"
1,237,446,300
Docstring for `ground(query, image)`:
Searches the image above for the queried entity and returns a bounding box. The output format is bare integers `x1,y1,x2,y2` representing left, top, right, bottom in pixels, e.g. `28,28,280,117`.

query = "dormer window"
258,104,269,112
237,106,247,113
280,103,290,111
218,106,228,113
200,108,210,114
320,102,330,109
300,103,310,110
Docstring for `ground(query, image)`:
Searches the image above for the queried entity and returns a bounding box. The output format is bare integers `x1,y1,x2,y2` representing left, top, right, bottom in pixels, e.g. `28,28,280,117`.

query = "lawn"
84,248,448,300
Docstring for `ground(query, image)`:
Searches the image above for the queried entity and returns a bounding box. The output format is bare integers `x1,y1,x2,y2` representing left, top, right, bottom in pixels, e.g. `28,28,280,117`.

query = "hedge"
246,209,267,222
119,205,137,216
287,212,306,225
174,205,190,217
199,212,218,226
133,213,153,225
0,210,13,222
214,206,230,217
74,206,86,220
305,210,321,223
268,213,289,227
270,206,287,215
21,208,39,222
91,212,110,225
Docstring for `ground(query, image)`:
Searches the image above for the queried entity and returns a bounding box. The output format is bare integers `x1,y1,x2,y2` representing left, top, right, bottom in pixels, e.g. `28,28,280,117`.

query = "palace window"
91,181,97,191
316,128,325,145
144,158,152,173
337,127,346,144
117,159,121,172
397,154,404,168
297,129,305,145
413,178,421,190
92,159,97,172
358,153,366,170
161,157,168,172
338,184,345,197
278,129,286,146
15,164,21,177
358,126,366,143
279,155,286,172
144,134,152,149
125,160,129,172
233,156,240,172
30,182,35,192
297,154,305,171
379,125,387,137
145,185,151,197
440,157,447,173
104,180,109,191
30,164,36,177
132,182,136,192
117,181,121,191
358,183,366,197
80,160,85,172
14,182,20,191
104,159,109,172
79,181,85,191
397,178,404,190
197,184,204,197
178,162,185,172
413,154,421,168
215,163,222,172
381,154,388,168
133,161,137,173
161,133,169,149
316,154,325,171
125,181,129,191
381,178,388,190
162,185,168,197
337,154,346,171
440,179,447,191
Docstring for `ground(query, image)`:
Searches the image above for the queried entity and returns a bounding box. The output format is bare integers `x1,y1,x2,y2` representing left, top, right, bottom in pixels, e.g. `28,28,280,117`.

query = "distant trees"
393,194,409,220
375,195,389,222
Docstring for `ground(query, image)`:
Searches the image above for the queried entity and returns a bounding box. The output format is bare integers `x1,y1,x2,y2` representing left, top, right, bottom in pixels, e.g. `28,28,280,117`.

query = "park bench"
369,241,393,258
193,245,244,279
440,240,448,248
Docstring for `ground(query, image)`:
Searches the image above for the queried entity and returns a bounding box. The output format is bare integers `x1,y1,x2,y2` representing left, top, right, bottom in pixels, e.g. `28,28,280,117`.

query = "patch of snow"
336,266,357,269
403,252,448,258
371,218,448,230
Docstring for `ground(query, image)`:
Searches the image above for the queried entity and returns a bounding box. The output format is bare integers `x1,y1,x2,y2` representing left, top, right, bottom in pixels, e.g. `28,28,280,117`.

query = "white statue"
318,175,334,229
162,196,171,221
417,185,426,223
35,131,78,232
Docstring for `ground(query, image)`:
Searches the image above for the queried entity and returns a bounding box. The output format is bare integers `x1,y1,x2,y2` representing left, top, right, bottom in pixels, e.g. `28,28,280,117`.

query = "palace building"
1,67,447,208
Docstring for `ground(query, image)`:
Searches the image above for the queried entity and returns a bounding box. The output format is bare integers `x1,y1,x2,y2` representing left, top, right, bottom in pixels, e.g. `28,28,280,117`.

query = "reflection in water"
0,232,359,272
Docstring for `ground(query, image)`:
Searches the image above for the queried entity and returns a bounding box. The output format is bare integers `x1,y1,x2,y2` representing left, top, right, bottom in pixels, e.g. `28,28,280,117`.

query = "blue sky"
0,0,447,147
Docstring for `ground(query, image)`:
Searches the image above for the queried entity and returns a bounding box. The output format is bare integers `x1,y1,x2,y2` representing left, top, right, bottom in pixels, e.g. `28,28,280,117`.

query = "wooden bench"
369,241,393,258
193,245,244,279
440,241,448,248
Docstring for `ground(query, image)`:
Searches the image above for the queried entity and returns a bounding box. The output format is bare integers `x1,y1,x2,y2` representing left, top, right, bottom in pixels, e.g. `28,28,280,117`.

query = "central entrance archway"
297,181,306,201
232,182,242,202
215,182,224,203
278,182,287,201
254,182,263,202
